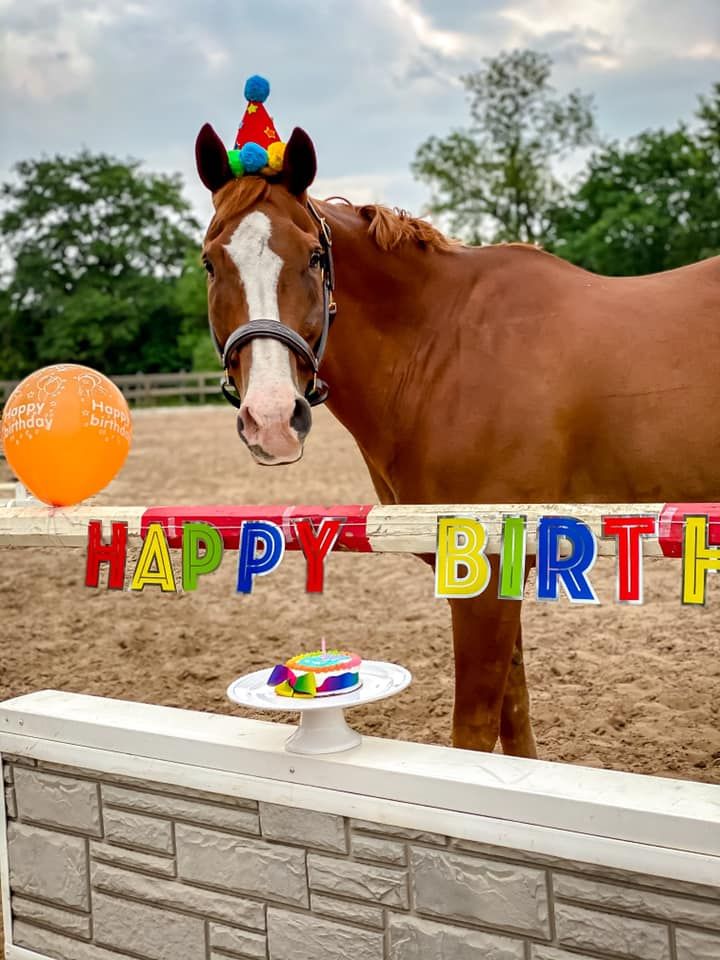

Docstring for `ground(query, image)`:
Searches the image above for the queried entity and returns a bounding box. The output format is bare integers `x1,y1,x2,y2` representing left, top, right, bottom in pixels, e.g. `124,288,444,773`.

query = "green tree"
175,251,221,373
546,88,720,275
412,50,596,244
0,151,204,378
697,81,720,149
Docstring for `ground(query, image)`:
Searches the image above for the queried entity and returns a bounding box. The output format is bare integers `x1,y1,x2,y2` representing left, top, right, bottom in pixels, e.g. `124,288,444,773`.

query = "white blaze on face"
224,210,305,463
225,211,295,401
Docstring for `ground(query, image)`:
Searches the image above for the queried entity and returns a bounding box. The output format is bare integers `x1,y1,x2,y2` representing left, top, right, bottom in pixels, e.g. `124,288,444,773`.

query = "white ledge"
1,690,718,887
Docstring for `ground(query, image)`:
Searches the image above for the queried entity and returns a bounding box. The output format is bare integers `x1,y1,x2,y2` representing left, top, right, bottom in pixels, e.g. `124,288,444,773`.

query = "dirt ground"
1,404,720,952
1,404,719,786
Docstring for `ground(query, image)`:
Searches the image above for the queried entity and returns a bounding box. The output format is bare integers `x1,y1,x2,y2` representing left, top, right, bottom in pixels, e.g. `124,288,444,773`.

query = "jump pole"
1,501,719,555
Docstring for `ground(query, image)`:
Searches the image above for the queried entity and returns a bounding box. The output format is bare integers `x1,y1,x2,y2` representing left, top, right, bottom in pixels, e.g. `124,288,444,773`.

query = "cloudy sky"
1,0,718,232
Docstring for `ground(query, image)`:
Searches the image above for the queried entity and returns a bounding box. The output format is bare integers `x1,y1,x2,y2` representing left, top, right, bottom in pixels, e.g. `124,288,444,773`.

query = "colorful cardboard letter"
498,515,527,600
182,522,224,591
130,522,176,592
294,518,344,592
602,515,656,603
435,517,491,598
236,520,285,593
85,520,128,590
536,517,598,603
682,515,720,605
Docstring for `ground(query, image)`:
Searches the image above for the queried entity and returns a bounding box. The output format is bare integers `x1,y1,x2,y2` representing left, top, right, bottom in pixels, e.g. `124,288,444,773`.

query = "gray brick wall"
2,753,719,960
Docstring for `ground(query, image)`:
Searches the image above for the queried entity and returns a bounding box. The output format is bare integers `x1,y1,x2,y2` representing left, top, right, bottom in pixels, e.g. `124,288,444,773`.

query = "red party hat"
228,75,286,176
234,75,281,151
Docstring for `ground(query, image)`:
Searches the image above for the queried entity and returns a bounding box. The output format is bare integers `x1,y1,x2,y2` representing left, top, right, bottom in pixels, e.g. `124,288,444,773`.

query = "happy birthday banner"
84,509,720,605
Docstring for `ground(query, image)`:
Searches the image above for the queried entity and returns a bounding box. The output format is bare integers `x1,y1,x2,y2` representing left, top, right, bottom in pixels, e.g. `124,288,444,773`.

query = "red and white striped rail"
1,502,720,555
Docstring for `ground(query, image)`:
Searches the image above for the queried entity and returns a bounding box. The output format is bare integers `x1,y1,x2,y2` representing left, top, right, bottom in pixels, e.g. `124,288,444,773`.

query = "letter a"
131,522,176,592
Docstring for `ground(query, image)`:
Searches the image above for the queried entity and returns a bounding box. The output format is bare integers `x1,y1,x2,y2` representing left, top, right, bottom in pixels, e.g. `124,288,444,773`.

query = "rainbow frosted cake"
267,650,362,698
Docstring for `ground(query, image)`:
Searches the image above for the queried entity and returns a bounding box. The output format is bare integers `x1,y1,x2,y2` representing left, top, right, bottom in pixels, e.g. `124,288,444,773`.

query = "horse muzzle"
236,387,313,465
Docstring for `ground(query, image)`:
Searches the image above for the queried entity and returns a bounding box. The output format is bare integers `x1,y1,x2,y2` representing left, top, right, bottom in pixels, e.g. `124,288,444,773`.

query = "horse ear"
282,127,317,196
195,123,234,193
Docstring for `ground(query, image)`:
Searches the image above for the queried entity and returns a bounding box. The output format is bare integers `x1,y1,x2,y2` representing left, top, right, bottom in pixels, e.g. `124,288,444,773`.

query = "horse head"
195,123,331,466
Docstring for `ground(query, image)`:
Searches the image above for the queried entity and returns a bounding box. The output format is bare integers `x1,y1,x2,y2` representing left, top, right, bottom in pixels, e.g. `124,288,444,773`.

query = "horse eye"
309,250,322,269
202,255,214,276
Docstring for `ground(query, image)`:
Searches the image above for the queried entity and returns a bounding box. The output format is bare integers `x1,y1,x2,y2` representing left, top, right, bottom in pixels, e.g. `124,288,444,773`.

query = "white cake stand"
226,660,412,755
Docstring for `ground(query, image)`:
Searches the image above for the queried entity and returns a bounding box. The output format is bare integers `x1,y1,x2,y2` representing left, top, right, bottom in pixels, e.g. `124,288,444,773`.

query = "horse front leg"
500,558,537,757
448,559,530,754
499,623,538,758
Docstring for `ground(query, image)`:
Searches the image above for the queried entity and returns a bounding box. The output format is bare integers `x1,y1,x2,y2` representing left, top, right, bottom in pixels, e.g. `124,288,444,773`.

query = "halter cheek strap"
212,199,336,408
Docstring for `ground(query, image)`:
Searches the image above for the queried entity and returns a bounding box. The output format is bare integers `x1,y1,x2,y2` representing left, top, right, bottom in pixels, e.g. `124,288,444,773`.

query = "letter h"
85,521,128,590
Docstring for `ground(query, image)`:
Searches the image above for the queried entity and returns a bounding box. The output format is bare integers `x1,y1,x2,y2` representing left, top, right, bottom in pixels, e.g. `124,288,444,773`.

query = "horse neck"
317,204,442,471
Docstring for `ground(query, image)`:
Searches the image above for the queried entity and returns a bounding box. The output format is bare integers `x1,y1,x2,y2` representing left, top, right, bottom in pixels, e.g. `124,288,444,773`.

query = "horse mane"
324,197,458,253
206,178,456,252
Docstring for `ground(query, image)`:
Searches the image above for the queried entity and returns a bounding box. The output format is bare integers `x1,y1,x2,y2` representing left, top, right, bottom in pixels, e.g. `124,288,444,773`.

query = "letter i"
498,515,527,600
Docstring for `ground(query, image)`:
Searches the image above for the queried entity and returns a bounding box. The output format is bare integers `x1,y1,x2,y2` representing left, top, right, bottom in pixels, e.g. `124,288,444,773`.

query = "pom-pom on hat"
228,75,285,178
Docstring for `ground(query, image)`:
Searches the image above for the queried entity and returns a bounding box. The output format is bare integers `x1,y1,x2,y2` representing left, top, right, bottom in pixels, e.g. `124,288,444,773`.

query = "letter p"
182,523,224,591
237,521,285,594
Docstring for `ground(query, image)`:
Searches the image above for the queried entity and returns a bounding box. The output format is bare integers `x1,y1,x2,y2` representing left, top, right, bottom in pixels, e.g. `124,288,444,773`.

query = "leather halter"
211,198,336,408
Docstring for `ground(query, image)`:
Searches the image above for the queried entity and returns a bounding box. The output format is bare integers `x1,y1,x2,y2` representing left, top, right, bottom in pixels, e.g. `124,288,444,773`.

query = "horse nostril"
290,398,312,440
238,402,260,439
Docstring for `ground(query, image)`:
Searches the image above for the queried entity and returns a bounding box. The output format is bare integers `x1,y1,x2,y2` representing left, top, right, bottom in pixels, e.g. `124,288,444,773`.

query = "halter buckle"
318,215,332,249
220,372,242,409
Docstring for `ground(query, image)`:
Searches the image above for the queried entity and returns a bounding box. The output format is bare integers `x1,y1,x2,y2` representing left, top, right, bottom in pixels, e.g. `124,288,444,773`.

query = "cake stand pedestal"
284,706,361,754
226,660,412,756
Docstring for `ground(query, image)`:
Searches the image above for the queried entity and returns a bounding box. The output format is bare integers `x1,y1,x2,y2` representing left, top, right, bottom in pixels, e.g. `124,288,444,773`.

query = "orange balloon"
1,364,131,506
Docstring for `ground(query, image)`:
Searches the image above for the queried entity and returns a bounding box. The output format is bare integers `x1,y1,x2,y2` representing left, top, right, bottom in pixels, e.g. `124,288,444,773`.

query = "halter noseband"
212,199,336,409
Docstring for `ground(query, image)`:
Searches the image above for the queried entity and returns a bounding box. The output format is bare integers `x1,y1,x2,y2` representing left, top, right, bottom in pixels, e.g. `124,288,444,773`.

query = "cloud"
386,0,468,57
0,0,98,99
314,172,401,206
499,0,626,41
497,0,720,74
0,0,718,225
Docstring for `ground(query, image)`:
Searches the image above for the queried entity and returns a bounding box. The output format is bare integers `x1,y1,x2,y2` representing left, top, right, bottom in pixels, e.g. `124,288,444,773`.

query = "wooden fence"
0,371,222,408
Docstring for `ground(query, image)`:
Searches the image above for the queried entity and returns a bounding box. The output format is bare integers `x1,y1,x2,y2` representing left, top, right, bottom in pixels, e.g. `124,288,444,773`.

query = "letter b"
435,517,491,598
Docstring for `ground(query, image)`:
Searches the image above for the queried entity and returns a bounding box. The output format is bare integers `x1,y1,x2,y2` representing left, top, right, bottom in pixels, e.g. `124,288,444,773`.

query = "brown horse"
195,123,720,758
